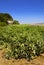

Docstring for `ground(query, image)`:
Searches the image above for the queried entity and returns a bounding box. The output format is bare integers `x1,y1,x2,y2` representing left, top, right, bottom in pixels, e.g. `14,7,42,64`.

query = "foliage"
0,25,44,60
0,13,13,21
13,20,19,24
0,13,20,26
0,13,13,26
0,22,7,26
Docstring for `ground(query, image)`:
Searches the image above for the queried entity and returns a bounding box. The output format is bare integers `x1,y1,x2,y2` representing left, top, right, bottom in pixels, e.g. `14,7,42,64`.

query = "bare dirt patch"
0,50,44,65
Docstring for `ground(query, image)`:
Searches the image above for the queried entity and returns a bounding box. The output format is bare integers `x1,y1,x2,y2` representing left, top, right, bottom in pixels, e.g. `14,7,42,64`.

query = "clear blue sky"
0,0,44,24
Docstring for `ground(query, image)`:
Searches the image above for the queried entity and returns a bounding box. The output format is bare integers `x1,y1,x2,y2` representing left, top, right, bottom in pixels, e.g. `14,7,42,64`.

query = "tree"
0,13,13,26
13,20,19,24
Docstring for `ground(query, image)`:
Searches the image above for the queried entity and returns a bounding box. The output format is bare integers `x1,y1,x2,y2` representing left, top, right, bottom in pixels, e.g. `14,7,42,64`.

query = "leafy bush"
0,25,44,60
0,21,7,26
13,20,19,24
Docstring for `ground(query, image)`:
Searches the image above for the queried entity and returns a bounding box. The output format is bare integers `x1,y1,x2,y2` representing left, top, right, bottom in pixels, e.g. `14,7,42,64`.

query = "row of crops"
0,24,44,60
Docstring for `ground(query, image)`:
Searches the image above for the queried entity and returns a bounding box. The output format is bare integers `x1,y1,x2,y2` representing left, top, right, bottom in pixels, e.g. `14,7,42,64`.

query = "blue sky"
0,0,44,24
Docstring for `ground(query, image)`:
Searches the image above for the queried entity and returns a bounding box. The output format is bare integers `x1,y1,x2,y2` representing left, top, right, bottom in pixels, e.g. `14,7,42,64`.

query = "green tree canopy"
13,20,19,24
0,13,13,22
0,13,19,26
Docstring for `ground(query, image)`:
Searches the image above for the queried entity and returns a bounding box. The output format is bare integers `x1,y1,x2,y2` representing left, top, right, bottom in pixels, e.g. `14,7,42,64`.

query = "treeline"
0,13,19,26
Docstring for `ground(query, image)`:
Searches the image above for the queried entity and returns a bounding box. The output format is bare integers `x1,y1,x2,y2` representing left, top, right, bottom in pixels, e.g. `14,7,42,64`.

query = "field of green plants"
0,24,44,60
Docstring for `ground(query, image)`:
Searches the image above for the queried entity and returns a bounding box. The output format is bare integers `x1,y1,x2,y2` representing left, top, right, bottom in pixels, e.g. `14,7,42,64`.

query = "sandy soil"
0,50,44,65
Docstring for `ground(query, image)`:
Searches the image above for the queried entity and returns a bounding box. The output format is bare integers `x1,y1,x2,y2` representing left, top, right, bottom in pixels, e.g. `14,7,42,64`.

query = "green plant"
13,20,19,24
0,25,44,60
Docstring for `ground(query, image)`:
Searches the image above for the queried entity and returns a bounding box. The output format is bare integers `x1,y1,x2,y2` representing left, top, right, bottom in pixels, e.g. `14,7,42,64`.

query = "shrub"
13,20,19,24
0,25,44,60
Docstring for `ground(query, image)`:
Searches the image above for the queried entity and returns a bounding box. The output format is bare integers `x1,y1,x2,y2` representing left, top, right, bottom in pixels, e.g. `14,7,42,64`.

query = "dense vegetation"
13,20,19,24
0,25,44,60
0,13,13,21
0,13,19,26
